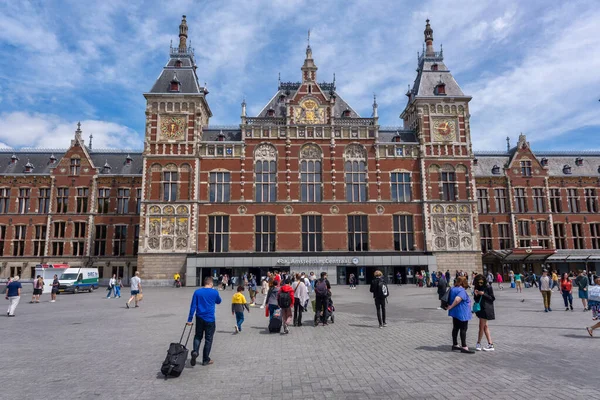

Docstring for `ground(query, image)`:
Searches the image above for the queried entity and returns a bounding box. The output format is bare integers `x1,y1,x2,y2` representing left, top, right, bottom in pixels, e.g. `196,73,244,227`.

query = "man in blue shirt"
5,275,22,317
187,276,222,366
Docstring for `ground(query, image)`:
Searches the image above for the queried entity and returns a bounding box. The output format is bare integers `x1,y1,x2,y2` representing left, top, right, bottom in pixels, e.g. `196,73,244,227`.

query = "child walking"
232,286,250,333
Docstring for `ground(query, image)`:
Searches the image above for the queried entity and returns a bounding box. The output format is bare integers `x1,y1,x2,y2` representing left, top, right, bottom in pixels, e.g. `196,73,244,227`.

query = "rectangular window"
209,172,231,203
208,216,229,253
567,189,579,213
0,225,5,256
572,223,584,249
520,160,532,177
533,188,545,213
70,158,80,175
514,188,528,213
76,188,89,213
117,188,130,214
494,188,507,213
498,224,511,250
554,223,567,250
591,223,600,250
518,220,530,247
393,215,414,251
477,189,489,214
13,225,26,256
536,220,549,236
33,225,46,256
133,225,140,256
136,189,142,214
255,215,275,252
38,188,50,214
391,173,411,202
97,188,110,214
94,225,107,256
52,241,64,256
345,161,367,202
302,215,323,252
479,224,492,252
56,188,69,213
163,171,178,202
113,226,127,256
72,241,85,257
0,188,9,214
585,188,598,213
549,189,562,213
348,215,369,251
441,172,456,201
300,161,322,202
17,188,30,214
255,161,277,202
73,222,86,238
53,221,66,238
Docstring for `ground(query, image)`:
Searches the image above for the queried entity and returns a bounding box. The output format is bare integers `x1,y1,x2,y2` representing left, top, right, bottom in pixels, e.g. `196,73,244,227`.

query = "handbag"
472,295,482,313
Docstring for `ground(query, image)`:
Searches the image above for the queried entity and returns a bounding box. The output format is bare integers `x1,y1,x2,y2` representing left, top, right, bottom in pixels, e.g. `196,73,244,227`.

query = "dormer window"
575,157,583,166
279,95,286,103
217,132,225,142
563,165,572,174
175,59,183,68
473,158,478,166
10,154,18,164
103,161,112,174
267,108,275,117
393,136,401,143
125,154,133,165
342,109,351,118
49,154,57,164
170,72,180,92
434,83,446,95
431,63,439,71
492,165,501,175
24,161,34,173
541,157,548,166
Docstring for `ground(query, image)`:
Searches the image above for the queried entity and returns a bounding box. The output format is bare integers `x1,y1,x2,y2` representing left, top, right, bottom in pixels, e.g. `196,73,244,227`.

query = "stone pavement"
2,282,598,400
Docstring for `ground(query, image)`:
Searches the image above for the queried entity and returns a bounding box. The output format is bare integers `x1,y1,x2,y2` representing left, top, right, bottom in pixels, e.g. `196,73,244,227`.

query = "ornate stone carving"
447,217,458,234
176,218,188,236
448,236,459,248
255,143,277,160
176,205,188,214
148,237,159,249
149,218,160,237
459,205,469,213
433,217,445,234
461,237,472,248
300,144,322,159
162,217,174,235
176,237,187,249
163,205,175,215
237,205,247,214
149,206,161,214
446,205,456,214
160,115,185,141
162,237,174,250
376,205,385,215
343,144,367,160
431,117,457,142
435,237,446,249
458,216,471,233
330,205,339,214
284,205,293,215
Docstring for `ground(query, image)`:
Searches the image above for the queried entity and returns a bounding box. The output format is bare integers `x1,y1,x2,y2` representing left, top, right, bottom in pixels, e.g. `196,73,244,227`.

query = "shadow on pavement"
348,324,379,329
562,333,598,339
415,345,451,352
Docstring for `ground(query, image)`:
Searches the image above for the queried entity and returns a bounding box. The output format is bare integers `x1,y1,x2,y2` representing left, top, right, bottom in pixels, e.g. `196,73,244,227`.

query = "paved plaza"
2,282,598,400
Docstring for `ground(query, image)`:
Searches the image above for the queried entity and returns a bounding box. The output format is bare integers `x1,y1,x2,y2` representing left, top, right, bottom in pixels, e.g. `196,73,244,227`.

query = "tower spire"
372,94,378,118
424,19,434,56
178,15,188,51
301,30,317,82
75,121,82,141
89,133,93,149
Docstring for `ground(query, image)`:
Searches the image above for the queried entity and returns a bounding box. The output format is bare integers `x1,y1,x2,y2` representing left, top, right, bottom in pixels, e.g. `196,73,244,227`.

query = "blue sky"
0,0,599,151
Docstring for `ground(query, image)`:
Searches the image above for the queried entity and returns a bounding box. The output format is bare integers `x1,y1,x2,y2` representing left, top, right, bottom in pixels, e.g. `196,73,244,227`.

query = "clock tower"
401,20,482,273
138,16,212,283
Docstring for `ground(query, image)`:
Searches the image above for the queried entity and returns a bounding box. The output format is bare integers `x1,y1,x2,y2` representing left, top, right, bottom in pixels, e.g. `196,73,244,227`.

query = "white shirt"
131,276,141,291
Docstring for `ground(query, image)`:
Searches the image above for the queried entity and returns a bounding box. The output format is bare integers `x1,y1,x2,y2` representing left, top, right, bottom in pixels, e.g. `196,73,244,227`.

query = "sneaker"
436,307,442,310
126,303,129,309
379,325,383,329
383,323,387,327
190,351,198,366
544,308,548,312
587,327,594,337
566,308,569,311
202,360,214,366
570,306,574,311
50,300,55,303
482,344,495,352
475,343,482,351
548,308,552,312
260,305,265,309
234,326,239,334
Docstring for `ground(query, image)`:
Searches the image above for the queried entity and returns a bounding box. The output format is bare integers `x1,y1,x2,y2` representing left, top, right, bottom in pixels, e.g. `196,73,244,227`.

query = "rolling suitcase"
161,323,193,379
268,308,282,333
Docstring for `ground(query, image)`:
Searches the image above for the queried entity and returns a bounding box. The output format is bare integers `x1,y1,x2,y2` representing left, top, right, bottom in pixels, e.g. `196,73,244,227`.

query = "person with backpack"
277,279,295,334
314,272,331,326
231,285,249,333
369,270,389,328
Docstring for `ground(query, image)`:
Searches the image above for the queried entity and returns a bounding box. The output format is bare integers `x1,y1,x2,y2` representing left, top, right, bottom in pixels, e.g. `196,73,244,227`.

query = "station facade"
0,18,598,285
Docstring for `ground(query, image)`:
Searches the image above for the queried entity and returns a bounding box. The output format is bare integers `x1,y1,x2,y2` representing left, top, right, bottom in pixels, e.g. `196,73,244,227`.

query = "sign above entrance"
277,257,360,267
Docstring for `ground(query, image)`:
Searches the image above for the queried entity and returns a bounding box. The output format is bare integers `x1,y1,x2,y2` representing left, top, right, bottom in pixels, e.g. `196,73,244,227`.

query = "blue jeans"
114,285,121,297
235,311,244,331
106,287,113,298
268,304,279,321
562,291,573,308
193,316,216,364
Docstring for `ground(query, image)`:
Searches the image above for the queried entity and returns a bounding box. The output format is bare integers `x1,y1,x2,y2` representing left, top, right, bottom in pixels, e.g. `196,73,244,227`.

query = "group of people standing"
4,274,61,317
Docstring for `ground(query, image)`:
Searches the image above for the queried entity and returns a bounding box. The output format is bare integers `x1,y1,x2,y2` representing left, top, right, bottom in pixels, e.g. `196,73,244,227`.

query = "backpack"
378,279,389,298
315,279,328,296
278,290,292,308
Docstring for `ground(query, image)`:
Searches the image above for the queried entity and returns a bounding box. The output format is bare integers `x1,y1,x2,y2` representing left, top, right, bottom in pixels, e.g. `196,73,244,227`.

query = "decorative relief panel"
430,204,476,251
294,99,325,125
145,204,191,252
159,115,186,141
431,117,457,142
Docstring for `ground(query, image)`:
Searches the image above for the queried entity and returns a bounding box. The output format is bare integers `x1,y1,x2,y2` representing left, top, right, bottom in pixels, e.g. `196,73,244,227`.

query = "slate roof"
473,152,600,177
148,49,204,94
411,57,465,98
256,82,360,119
0,149,143,176
202,128,242,142
378,129,418,143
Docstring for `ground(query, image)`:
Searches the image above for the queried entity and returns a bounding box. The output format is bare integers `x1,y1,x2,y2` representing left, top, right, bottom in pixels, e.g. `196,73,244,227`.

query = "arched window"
300,144,322,202
254,144,277,202
344,144,367,202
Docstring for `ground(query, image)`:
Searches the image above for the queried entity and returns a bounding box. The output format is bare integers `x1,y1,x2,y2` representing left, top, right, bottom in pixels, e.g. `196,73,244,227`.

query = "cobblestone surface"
2,282,598,399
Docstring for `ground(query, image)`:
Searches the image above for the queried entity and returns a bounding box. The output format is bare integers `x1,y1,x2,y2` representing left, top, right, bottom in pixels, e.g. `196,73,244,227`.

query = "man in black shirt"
313,272,331,326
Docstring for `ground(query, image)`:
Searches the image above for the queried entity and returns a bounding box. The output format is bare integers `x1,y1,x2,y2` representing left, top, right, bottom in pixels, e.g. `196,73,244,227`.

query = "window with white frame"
498,223,511,250
550,188,562,213
76,188,89,213
479,224,493,252
477,189,489,214
441,171,456,201
300,144,322,202
514,188,528,213
209,172,231,203
572,223,584,249
348,215,369,251
13,225,26,256
393,215,414,251
554,223,567,249
585,188,598,213
254,144,277,202
344,144,368,202
117,189,130,214
163,171,178,202
567,189,579,212
255,215,276,252
533,188,545,212
17,188,30,214
494,188,507,213
302,215,322,252
97,188,110,214
208,215,229,252
0,188,9,214
33,225,46,257
391,172,411,202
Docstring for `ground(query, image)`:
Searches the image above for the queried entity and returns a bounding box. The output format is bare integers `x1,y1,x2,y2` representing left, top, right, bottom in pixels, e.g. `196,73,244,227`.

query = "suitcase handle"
180,323,193,347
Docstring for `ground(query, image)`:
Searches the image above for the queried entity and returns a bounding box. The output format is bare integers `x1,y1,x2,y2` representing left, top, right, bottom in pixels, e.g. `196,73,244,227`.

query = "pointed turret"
424,19,434,56
301,30,318,82
372,94,378,118
178,15,188,52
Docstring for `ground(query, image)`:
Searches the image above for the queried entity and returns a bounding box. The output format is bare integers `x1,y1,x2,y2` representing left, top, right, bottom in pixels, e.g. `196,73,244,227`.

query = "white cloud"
0,112,142,150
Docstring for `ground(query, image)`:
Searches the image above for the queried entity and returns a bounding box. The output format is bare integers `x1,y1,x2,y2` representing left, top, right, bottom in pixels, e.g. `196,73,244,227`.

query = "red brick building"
1,18,598,285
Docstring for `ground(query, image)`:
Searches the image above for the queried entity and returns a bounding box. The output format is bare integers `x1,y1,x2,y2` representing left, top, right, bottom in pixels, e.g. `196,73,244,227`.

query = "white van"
35,264,69,294
58,267,99,293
